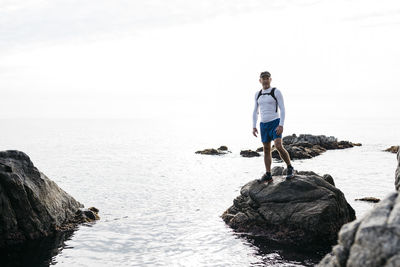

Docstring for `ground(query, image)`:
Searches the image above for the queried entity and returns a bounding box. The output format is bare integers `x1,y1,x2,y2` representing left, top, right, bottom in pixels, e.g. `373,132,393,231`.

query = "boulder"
240,150,260,158
318,150,400,267
0,150,99,248
318,192,400,267
384,146,399,154
396,150,400,191
222,171,355,249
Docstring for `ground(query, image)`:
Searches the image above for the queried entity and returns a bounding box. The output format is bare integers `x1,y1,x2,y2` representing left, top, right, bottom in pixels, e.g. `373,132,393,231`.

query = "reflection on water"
240,234,331,266
0,230,75,267
245,235,330,267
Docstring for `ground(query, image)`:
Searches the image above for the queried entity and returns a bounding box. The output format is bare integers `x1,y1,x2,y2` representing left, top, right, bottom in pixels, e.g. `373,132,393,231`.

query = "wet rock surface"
222,170,355,249
0,150,99,248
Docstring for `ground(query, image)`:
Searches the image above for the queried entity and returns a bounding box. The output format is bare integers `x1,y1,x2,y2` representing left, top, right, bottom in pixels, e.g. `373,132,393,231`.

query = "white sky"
1,0,400,119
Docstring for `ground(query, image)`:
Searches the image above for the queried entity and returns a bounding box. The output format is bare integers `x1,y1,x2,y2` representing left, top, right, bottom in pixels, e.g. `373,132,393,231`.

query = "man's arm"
252,92,259,137
275,89,285,135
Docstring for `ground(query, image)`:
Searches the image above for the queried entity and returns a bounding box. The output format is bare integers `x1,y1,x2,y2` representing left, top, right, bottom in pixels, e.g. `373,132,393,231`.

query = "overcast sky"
1,0,400,119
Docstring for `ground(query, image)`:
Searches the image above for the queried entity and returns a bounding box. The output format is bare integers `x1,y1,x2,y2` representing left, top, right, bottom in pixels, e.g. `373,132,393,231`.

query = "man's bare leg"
263,141,272,172
274,138,291,166
274,138,295,178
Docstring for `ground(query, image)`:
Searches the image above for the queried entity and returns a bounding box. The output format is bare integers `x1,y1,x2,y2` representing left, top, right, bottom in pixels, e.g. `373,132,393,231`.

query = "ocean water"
1,117,398,267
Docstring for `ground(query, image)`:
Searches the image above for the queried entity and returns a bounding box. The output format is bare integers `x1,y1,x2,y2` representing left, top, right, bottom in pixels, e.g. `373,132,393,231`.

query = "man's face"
259,76,271,89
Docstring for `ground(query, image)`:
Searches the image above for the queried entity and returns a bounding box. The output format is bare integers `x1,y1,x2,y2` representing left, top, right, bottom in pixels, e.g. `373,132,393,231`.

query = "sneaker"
286,165,295,179
259,172,273,183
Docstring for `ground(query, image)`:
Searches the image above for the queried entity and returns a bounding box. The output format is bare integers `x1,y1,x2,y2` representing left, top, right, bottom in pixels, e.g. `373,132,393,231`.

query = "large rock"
384,145,399,154
271,134,361,160
318,192,400,267
0,150,97,248
396,150,400,191
222,171,355,249
319,150,400,267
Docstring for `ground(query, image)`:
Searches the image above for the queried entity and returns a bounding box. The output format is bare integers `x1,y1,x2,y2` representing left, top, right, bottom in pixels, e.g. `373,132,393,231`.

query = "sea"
0,115,398,267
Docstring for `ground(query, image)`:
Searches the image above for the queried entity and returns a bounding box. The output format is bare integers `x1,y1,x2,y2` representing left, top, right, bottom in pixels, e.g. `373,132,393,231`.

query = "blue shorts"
260,118,282,143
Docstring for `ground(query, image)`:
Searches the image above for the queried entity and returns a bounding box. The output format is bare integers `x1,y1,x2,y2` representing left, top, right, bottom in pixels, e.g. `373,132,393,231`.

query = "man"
252,71,294,182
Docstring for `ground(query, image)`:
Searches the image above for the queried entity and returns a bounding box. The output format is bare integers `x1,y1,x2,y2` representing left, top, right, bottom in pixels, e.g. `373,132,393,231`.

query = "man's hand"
275,125,283,135
253,128,258,137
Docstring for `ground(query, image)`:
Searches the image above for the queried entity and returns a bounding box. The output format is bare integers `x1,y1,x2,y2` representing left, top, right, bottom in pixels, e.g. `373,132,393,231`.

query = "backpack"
257,87,278,112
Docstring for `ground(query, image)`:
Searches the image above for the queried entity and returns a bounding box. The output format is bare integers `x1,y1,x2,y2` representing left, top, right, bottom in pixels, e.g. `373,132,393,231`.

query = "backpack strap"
270,88,278,112
256,90,263,101
256,88,278,113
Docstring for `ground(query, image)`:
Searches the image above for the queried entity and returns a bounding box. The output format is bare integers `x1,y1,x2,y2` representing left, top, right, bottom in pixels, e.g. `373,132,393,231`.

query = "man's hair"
260,71,271,78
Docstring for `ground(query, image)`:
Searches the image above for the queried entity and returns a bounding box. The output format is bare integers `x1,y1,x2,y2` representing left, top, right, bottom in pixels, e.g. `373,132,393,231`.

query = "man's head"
259,71,271,89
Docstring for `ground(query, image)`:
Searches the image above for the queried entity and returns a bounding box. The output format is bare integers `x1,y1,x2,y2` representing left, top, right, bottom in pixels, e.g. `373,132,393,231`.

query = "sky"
1,0,400,120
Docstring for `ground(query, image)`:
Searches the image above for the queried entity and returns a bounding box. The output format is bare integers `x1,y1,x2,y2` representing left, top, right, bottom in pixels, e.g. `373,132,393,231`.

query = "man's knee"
263,142,271,153
274,139,284,151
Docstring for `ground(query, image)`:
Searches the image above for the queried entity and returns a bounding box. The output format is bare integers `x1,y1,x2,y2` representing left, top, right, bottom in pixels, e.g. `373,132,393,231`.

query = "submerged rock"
354,197,380,203
0,150,99,248
222,170,355,249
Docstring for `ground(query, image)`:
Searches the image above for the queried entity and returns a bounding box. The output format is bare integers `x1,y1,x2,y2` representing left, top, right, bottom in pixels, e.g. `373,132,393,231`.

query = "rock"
240,150,260,158
354,197,380,203
323,174,335,186
0,150,99,248
384,145,399,154
196,146,230,155
222,171,355,249
274,134,361,160
318,192,400,267
319,150,400,267
396,150,400,191
271,166,284,176
256,147,264,152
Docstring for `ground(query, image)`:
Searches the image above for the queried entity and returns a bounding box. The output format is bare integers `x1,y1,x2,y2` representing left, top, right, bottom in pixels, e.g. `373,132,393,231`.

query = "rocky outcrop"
0,150,99,248
384,146,399,154
222,170,355,249
354,197,380,203
396,151,400,191
240,150,260,158
319,150,400,267
196,146,230,155
270,134,361,160
319,192,400,267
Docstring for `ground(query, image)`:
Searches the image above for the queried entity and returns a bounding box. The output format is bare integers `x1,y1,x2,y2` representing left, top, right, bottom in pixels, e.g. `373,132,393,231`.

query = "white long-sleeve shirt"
252,87,286,128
